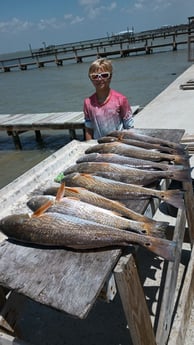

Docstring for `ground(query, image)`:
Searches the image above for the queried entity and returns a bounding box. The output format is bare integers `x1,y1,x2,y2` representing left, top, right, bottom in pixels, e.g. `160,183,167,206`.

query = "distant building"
112,29,134,41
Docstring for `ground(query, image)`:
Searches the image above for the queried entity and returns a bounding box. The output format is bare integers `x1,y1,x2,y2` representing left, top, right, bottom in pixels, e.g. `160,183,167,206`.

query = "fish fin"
143,221,169,238
55,182,65,201
174,154,189,165
32,200,53,217
65,186,80,194
81,173,94,179
171,168,190,182
66,196,80,201
161,189,185,209
144,236,176,261
117,133,124,141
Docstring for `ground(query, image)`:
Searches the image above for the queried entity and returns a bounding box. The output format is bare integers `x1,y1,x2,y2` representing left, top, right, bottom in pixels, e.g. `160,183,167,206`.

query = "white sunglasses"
90,72,111,80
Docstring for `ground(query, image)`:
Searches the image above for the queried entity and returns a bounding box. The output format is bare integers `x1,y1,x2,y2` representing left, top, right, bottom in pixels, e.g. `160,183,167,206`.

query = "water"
0,47,192,188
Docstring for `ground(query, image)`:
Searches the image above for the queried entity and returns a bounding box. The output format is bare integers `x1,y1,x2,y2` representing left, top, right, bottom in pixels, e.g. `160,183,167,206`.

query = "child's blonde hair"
88,58,113,76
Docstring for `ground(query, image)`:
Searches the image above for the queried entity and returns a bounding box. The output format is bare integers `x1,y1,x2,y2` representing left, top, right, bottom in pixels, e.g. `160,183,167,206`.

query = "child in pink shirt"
84,58,134,140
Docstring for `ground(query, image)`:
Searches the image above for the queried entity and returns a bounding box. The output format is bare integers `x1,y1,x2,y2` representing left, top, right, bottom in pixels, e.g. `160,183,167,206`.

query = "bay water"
0,47,192,188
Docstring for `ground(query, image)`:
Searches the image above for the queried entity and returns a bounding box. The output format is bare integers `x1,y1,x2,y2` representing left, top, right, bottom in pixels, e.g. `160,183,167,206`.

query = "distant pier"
0,24,193,72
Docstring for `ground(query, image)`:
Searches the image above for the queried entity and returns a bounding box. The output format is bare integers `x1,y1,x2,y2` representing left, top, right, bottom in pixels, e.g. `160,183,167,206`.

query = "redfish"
27,195,166,237
108,129,185,151
0,212,176,261
98,136,182,155
76,153,183,171
63,162,189,185
43,185,169,235
61,173,184,209
85,142,186,165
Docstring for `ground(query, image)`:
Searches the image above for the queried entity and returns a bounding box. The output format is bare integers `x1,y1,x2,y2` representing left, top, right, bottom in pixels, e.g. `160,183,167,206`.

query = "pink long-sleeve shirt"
84,89,134,139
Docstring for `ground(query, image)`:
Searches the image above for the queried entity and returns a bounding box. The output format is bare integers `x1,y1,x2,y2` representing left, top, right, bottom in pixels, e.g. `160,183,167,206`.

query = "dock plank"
0,241,120,319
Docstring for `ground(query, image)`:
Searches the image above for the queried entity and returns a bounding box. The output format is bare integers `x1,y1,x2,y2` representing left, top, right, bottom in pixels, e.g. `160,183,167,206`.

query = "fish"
76,153,182,171
43,185,169,233
97,136,182,155
61,172,184,209
62,161,189,185
108,129,186,151
27,194,166,237
0,212,176,261
85,142,187,165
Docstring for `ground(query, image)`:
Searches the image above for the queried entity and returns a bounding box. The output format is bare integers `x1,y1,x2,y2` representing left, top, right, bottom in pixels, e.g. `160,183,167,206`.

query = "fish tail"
174,154,189,165
143,236,176,261
171,168,190,182
161,189,184,209
143,221,169,238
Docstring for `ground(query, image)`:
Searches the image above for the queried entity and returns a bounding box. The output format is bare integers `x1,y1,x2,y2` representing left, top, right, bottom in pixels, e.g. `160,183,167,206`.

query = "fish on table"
76,152,183,171
61,173,185,209
98,136,182,155
27,194,166,238
0,210,176,261
85,142,187,165
108,129,186,151
43,185,169,234
62,161,189,186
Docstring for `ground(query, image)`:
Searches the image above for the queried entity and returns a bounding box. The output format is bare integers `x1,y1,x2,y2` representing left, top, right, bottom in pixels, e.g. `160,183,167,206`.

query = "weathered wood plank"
168,245,194,345
114,254,156,345
0,107,139,131
155,208,187,344
0,241,121,319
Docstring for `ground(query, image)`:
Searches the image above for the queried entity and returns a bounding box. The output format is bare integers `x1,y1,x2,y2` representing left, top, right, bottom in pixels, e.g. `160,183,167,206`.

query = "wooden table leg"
155,208,187,345
114,253,156,345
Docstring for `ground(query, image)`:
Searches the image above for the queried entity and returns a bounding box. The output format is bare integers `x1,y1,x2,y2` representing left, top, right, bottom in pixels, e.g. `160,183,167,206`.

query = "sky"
0,0,193,54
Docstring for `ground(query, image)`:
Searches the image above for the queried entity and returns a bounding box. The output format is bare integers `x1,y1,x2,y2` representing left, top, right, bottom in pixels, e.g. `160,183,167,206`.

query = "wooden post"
35,130,42,143
182,150,194,243
155,208,187,344
168,244,194,344
114,254,156,345
8,131,22,150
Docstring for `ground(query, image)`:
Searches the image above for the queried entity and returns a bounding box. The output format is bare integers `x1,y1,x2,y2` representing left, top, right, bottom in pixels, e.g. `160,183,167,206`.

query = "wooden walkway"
0,111,85,149
0,106,140,149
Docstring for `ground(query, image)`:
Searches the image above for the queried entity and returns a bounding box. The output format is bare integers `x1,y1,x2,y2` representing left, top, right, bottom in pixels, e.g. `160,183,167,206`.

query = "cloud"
133,0,175,11
0,13,85,35
79,0,117,19
79,0,100,5
64,13,84,25
0,17,33,33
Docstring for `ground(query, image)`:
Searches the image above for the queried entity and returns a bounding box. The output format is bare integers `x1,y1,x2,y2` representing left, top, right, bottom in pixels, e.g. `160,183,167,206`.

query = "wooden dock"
0,25,191,72
0,111,85,149
0,106,140,149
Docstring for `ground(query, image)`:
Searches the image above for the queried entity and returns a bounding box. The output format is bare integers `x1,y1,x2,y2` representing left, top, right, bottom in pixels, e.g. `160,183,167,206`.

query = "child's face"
89,69,112,90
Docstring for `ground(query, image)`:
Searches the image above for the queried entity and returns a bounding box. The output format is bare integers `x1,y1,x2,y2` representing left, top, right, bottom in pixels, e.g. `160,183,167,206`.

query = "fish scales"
98,136,182,155
63,161,189,185
61,173,184,209
0,212,176,261
76,153,180,171
108,129,185,151
27,195,166,237
43,185,169,234
85,142,186,165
